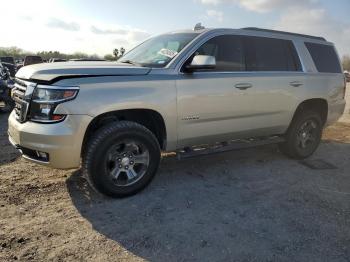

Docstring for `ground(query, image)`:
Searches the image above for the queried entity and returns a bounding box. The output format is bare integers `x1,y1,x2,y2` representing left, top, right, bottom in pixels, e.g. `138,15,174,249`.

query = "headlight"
29,85,79,123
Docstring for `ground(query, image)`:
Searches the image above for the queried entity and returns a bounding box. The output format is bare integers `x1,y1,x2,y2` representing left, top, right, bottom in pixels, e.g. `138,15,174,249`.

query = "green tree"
113,48,119,58
0,45,111,62
104,54,116,61
120,47,125,57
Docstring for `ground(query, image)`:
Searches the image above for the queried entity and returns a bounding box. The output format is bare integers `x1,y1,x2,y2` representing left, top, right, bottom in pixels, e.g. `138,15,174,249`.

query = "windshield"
119,33,199,68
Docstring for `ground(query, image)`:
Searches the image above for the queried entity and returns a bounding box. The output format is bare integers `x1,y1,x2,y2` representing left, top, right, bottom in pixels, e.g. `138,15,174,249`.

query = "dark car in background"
1,62,17,77
49,58,67,63
23,55,43,66
0,57,17,77
0,56,15,65
69,58,106,62
0,62,14,112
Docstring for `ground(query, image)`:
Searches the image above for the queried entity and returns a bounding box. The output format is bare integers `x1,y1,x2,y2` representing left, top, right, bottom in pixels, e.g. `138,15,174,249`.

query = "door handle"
290,81,303,87
235,83,252,90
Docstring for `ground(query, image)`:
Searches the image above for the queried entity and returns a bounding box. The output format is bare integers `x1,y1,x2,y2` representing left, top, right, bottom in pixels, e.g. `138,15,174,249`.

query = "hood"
15,61,151,82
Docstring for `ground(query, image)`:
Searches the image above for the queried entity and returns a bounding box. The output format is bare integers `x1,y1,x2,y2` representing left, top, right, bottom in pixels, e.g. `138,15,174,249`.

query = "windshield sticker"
157,60,166,64
158,48,178,58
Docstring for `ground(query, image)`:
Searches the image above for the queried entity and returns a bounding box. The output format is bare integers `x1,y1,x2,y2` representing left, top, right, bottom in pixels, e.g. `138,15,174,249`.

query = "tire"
279,110,323,159
82,121,161,198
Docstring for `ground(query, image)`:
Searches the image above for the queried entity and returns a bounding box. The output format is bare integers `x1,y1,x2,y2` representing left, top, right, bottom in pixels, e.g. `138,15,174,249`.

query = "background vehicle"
0,56,15,65
23,55,43,66
344,71,350,82
8,27,346,197
0,63,14,112
0,56,17,77
15,59,24,70
69,58,106,62
1,62,17,77
49,58,67,63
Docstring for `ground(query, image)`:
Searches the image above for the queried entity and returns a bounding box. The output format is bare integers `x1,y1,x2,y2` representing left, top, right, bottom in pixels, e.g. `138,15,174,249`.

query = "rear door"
235,36,306,134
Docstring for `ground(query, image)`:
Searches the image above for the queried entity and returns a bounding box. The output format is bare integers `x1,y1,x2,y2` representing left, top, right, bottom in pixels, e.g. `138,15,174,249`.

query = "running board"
177,136,285,160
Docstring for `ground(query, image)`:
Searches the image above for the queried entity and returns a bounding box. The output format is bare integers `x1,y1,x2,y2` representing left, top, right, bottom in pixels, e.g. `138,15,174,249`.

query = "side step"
177,136,285,160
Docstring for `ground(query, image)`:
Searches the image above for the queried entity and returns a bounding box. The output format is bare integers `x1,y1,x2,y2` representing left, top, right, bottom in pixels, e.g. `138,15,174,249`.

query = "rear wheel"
279,111,323,159
83,121,161,198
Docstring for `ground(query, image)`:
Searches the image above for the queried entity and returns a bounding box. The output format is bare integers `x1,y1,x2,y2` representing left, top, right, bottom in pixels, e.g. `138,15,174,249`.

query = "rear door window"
244,36,302,72
305,42,342,73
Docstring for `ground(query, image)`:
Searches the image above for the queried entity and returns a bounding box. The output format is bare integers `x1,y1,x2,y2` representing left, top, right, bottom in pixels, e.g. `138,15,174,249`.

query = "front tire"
83,121,161,198
279,111,323,159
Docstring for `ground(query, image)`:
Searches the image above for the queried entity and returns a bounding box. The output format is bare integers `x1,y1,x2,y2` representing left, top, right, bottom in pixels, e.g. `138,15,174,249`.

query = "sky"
0,0,349,57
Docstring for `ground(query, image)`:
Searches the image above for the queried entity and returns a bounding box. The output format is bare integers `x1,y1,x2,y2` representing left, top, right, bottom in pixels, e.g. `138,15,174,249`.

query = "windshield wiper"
119,60,141,66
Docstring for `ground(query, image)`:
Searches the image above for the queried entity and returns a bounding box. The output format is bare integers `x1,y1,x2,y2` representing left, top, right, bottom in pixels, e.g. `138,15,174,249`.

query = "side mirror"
185,55,216,72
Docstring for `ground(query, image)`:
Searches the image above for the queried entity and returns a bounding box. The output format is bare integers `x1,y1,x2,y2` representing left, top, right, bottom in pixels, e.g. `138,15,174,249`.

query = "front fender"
54,75,178,150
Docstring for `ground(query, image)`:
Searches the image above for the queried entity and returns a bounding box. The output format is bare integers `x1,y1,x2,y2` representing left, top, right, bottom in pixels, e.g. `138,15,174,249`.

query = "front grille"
12,79,36,123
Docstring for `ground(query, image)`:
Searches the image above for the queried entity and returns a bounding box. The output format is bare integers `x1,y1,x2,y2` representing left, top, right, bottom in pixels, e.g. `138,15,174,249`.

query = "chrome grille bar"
11,79,36,123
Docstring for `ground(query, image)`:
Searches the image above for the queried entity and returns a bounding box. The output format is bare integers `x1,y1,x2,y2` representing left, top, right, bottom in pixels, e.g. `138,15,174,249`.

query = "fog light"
36,151,49,161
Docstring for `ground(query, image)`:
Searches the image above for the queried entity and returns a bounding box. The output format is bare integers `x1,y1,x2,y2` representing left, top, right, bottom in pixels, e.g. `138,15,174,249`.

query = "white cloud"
275,7,350,56
200,0,222,4
198,0,318,13
90,26,128,35
197,0,349,56
0,0,152,56
238,0,317,13
129,31,151,42
206,9,224,22
46,18,80,31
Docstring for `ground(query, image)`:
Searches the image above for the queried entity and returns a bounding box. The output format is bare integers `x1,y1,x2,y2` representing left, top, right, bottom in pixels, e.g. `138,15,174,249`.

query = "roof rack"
242,27,326,41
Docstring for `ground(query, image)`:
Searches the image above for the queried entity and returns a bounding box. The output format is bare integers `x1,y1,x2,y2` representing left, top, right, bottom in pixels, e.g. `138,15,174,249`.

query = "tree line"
1,46,350,70
0,46,126,61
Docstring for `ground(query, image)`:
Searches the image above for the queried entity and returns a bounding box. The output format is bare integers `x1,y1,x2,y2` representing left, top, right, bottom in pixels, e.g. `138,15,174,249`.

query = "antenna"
194,23,205,31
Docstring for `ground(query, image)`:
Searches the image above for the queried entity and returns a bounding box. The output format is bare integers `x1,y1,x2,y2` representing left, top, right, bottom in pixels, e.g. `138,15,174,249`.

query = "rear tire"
82,121,161,198
279,110,323,159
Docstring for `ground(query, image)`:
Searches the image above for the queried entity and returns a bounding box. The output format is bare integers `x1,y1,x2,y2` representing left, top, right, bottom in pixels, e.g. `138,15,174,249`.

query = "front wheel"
279,111,323,159
83,121,161,198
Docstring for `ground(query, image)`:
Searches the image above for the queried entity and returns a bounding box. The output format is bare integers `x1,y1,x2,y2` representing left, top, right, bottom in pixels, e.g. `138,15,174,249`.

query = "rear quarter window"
305,42,342,73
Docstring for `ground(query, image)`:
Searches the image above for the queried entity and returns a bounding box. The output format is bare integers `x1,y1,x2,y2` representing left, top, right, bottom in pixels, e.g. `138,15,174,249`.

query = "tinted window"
305,42,342,73
244,36,301,72
194,35,245,71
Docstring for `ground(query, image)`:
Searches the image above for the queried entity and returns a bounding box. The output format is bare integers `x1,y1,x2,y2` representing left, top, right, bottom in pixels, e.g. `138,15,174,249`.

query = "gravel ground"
0,88,349,262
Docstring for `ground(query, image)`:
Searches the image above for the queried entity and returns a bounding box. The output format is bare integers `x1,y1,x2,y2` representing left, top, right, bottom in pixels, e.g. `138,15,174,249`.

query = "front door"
176,35,255,147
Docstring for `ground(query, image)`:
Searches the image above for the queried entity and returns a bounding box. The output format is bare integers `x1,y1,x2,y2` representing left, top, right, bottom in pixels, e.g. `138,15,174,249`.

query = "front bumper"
8,111,92,169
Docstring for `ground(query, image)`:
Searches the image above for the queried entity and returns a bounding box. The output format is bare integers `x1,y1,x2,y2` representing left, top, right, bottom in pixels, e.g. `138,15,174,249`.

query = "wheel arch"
82,109,167,155
291,98,328,127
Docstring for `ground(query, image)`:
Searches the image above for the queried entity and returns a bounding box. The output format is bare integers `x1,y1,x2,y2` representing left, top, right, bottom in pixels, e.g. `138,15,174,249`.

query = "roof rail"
242,27,326,41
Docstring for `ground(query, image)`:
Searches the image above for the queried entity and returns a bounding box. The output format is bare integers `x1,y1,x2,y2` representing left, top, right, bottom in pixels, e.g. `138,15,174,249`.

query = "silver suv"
8,27,346,197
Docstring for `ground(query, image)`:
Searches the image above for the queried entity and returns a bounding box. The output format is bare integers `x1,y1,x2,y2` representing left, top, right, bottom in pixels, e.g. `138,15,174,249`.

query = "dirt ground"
0,88,350,262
